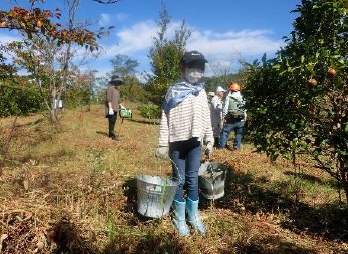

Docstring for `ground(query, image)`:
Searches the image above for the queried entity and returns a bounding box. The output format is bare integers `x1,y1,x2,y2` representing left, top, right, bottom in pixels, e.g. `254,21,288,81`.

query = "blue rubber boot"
186,197,206,235
172,200,190,236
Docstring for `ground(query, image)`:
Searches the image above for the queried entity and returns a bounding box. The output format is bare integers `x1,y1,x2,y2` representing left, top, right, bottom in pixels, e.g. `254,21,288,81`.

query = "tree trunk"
50,109,58,122
339,156,348,204
341,177,348,205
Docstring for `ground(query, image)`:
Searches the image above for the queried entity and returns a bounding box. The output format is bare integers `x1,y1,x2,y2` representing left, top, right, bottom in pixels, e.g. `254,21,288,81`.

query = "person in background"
105,75,126,141
210,86,226,147
54,99,63,111
53,87,64,112
207,91,215,103
155,50,214,236
219,82,247,150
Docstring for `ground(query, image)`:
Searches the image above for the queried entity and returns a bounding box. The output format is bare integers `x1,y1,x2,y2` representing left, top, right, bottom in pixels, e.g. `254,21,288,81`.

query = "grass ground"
0,102,347,254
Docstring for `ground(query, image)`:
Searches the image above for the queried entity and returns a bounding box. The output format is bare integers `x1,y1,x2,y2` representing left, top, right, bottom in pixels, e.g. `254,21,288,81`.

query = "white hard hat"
216,86,226,92
208,92,215,97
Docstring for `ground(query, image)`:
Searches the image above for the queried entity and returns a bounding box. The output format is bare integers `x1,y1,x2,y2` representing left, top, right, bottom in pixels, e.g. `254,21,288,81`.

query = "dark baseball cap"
181,51,207,64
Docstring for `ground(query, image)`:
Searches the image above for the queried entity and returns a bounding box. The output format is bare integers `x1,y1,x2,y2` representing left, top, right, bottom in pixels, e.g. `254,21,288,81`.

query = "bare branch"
91,0,122,4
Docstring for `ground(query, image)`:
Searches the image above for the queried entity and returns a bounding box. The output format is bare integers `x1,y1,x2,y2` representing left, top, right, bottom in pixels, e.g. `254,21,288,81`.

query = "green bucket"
119,108,132,118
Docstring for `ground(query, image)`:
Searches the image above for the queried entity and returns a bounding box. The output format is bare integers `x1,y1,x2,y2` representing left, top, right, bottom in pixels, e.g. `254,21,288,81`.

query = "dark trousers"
108,112,117,137
169,138,202,202
220,118,244,149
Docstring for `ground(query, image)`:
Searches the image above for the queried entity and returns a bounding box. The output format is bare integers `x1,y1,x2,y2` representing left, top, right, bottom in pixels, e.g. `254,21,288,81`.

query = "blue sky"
0,0,301,78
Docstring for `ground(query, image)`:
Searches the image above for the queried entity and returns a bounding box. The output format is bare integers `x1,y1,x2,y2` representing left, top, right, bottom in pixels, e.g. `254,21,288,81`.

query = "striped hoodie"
158,81,214,147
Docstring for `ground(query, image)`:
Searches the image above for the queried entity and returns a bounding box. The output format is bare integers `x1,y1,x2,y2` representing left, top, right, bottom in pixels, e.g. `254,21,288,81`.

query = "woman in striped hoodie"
155,51,214,236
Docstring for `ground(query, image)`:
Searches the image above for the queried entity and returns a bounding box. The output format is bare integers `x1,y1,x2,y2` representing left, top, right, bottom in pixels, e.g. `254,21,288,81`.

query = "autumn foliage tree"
0,5,97,73
244,0,348,202
0,1,112,121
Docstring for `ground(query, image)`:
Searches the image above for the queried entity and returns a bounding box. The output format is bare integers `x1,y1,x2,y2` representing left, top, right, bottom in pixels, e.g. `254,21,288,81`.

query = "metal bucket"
136,174,178,218
198,161,228,200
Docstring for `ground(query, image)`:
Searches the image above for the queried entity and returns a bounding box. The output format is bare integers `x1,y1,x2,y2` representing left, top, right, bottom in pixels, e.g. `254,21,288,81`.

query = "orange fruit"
308,78,318,87
328,68,336,77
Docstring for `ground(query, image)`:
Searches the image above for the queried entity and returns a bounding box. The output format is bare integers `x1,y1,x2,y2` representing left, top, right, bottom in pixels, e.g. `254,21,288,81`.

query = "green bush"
64,86,93,109
0,81,43,116
139,104,161,119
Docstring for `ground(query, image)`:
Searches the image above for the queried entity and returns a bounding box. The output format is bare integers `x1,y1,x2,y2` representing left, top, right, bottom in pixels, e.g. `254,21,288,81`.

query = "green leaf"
307,63,314,72
338,59,345,65
289,123,296,130
339,149,347,156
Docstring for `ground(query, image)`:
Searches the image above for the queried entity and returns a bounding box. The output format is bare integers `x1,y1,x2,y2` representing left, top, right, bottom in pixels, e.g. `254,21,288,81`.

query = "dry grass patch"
0,103,347,253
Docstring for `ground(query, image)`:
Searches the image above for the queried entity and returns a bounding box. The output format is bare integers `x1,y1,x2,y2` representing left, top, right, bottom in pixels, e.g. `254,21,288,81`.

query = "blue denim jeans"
219,119,244,149
169,138,201,202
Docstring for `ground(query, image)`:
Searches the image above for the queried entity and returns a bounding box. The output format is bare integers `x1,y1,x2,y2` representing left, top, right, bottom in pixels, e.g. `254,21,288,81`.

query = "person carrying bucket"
155,50,214,236
105,75,126,140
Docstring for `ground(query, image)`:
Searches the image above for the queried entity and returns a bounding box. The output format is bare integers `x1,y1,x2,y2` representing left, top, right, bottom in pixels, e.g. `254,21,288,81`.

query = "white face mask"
230,91,241,97
185,68,204,84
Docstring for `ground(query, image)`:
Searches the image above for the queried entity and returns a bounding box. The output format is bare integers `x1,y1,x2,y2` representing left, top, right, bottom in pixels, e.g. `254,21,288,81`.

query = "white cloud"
115,13,128,22
0,17,284,78
72,20,157,77
187,29,283,64
0,33,20,44
96,20,284,75
115,21,156,53
98,13,111,27
97,20,188,59
98,13,128,27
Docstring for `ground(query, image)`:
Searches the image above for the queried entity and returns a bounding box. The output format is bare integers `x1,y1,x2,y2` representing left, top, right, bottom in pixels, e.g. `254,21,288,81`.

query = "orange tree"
244,0,348,202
